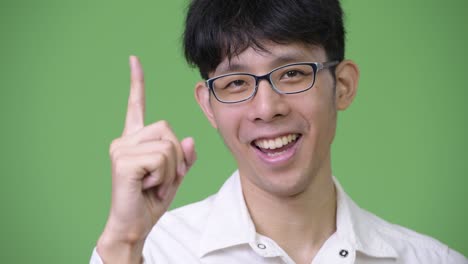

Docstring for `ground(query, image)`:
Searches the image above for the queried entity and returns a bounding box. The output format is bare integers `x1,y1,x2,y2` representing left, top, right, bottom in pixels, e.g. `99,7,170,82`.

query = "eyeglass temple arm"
318,61,340,70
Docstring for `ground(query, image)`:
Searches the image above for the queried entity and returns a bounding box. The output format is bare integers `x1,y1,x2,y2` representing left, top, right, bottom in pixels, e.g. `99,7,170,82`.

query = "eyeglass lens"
212,64,316,103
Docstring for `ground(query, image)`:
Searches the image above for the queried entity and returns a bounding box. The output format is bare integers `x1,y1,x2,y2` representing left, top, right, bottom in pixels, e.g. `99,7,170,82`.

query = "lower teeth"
266,150,287,157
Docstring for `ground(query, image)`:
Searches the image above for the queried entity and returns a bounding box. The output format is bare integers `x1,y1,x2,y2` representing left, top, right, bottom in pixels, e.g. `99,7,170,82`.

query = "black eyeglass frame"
205,61,340,104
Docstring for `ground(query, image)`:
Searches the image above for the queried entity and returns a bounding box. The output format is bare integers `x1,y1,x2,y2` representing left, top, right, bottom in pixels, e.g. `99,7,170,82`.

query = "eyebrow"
215,50,313,75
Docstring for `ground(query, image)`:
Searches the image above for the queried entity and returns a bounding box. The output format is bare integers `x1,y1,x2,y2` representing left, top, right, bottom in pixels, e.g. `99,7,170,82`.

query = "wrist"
97,226,146,264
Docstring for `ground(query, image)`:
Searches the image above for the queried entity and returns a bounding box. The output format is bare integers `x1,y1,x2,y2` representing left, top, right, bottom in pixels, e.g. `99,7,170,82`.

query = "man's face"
196,42,349,197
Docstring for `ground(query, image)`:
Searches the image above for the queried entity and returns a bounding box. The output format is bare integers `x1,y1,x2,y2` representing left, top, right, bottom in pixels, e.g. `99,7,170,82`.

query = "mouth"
251,133,301,159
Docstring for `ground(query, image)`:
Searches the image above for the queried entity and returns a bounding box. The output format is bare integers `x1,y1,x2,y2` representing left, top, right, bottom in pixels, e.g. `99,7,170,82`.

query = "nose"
246,79,291,122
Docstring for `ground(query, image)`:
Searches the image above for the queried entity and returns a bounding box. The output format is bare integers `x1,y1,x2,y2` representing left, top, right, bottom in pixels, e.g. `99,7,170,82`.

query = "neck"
240,158,336,264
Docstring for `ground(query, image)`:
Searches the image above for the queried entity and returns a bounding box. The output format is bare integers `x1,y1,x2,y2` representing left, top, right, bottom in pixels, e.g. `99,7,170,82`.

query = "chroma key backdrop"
0,0,467,263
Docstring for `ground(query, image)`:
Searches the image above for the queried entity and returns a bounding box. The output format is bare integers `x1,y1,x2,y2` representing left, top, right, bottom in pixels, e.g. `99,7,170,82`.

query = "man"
91,0,467,263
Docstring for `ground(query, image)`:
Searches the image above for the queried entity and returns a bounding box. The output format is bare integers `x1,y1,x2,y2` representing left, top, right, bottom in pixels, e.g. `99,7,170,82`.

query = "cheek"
212,106,245,150
312,91,337,144
299,85,337,142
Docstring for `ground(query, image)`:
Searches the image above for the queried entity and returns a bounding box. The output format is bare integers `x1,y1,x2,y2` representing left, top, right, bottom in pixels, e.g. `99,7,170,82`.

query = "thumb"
177,137,196,176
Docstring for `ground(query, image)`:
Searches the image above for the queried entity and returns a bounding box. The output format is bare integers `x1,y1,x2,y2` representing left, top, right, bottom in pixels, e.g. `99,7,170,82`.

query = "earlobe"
334,60,360,111
195,81,218,129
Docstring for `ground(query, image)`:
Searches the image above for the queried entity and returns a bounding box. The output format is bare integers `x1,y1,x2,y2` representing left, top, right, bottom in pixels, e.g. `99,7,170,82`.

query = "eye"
224,79,246,89
232,80,245,86
285,70,300,78
282,69,305,79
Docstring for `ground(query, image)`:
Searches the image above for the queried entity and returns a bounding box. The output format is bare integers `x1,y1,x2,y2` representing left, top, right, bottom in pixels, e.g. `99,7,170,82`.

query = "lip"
251,134,302,166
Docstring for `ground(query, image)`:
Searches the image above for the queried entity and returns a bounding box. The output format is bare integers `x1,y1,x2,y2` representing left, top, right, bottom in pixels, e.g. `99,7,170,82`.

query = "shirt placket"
312,235,356,264
249,234,296,263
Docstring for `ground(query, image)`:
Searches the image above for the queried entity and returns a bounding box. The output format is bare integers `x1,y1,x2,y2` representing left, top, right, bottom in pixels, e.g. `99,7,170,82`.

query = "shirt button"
257,243,267,249
339,249,349,257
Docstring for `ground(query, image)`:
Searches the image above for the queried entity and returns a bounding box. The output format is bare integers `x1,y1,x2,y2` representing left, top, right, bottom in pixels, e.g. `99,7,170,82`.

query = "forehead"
213,42,326,76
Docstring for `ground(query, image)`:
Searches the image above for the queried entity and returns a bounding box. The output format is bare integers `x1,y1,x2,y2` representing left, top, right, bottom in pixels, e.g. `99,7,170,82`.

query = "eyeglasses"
206,61,339,104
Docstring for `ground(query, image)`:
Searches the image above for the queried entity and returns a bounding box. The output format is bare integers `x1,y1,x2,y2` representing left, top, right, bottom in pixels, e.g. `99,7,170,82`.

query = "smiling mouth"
252,133,301,157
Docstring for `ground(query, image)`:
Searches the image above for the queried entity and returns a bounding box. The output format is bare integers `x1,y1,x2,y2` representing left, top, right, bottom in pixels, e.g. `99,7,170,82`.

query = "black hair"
183,0,345,80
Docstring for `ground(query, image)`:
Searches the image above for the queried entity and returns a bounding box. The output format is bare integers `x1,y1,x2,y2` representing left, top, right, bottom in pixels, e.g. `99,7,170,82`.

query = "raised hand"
97,56,196,263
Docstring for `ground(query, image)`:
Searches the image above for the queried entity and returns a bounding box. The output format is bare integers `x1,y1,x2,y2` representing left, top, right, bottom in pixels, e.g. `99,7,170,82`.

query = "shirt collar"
334,177,398,259
199,170,255,257
199,170,399,260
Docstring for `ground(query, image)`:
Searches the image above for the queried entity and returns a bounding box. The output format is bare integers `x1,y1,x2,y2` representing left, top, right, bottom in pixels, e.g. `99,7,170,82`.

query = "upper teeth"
254,134,298,150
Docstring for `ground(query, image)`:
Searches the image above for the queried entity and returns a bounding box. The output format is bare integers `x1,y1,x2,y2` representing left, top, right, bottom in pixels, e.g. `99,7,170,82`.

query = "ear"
334,60,360,111
195,81,218,129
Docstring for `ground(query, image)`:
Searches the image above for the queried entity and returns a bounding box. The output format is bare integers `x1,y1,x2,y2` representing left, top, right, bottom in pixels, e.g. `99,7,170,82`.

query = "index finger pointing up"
124,55,146,135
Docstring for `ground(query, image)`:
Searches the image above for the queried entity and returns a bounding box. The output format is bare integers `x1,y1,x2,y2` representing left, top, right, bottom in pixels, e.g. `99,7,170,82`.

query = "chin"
251,168,313,198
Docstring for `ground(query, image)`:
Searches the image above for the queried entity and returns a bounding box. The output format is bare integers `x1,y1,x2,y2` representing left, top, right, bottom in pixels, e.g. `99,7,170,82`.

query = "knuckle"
111,148,123,160
131,74,144,82
157,152,168,165
160,139,175,153
109,138,122,155
157,120,172,131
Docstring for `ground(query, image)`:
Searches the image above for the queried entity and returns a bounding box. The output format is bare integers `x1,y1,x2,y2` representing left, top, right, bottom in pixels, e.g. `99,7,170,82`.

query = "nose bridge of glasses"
254,72,278,92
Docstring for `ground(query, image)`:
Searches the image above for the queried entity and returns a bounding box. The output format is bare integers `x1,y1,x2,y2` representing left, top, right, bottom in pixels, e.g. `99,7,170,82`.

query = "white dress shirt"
90,171,467,263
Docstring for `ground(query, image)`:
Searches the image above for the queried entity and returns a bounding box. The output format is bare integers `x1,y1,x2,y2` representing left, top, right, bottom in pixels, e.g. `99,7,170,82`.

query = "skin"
97,56,197,263
195,42,359,263
96,42,359,263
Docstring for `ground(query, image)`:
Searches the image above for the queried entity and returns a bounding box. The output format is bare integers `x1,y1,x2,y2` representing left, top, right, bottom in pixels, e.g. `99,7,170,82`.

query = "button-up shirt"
90,171,467,263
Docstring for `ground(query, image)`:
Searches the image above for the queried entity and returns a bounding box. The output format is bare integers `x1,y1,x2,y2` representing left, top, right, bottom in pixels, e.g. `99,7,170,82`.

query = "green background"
1,0,467,262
